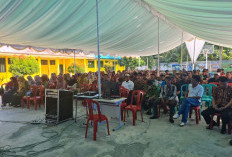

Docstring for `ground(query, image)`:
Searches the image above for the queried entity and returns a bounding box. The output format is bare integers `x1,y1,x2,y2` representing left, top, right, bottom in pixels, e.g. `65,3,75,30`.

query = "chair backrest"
85,99,102,121
202,84,215,97
180,84,189,98
39,85,45,96
131,90,144,106
209,82,219,86
31,85,38,97
80,83,90,92
90,84,97,91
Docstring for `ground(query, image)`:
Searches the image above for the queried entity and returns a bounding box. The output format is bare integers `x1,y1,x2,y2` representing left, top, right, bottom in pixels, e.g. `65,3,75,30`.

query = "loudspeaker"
45,89,73,124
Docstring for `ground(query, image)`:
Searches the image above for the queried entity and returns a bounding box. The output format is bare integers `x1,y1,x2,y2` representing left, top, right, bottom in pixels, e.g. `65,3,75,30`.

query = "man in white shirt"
122,74,134,91
173,75,204,127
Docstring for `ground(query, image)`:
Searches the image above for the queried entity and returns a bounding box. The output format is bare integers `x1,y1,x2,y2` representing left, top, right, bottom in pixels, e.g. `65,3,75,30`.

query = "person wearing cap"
173,75,204,127
121,74,134,91
150,76,178,123
202,76,232,133
208,73,219,83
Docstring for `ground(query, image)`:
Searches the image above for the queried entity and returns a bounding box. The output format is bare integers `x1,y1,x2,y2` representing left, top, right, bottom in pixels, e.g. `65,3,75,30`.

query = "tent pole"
96,0,101,98
74,50,76,74
180,32,183,69
193,37,196,70
157,17,160,77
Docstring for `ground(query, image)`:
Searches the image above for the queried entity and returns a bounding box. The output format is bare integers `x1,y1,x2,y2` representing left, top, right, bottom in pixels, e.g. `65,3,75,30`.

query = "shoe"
179,122,185,127
150,116,159,119
173,113,180,119
169,118,174,123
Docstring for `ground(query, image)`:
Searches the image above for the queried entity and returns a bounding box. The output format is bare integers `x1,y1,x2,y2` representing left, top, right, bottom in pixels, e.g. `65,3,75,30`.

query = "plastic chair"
210,113,231,134
179,84,189,109
21,85,37,109
29,85,44,110
90,84,97,91
228,83,232,86
201,84,216,108
80,83,90,92
189,106,201,124
124,90,144,126
119,88,130,121
85,100,110,141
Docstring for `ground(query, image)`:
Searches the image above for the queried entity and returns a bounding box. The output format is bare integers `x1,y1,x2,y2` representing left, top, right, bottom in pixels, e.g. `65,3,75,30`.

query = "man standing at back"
173,75,204,127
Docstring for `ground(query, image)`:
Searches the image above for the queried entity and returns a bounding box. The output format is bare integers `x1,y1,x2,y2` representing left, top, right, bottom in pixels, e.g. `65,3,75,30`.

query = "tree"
9,55,39,76
118,57,145,70
67,64,85,73
104,61,113,72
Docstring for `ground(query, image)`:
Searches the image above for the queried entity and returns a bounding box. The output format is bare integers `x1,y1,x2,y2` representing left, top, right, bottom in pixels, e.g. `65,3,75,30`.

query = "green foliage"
119,57,145,70
104,61,113,72
67,64,85,73
9,55,39,76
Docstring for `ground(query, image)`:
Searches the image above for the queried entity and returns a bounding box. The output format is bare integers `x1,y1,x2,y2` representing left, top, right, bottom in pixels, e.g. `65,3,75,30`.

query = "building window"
0,58,6,72
50,60,55,65
88,61,95,68
98,61,104,68
41,60,48,65
8,58,12,64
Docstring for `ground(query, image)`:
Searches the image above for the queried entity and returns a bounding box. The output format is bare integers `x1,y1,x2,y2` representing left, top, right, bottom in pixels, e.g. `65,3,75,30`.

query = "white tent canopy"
0,0,231,56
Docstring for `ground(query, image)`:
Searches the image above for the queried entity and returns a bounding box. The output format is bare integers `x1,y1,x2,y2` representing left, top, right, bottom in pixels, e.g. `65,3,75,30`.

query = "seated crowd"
0,69,232,139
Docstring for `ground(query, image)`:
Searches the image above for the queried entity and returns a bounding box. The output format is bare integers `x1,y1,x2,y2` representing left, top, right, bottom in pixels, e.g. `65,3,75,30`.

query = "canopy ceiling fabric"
144,0,232,48
0,0,192,57
0,0,231,57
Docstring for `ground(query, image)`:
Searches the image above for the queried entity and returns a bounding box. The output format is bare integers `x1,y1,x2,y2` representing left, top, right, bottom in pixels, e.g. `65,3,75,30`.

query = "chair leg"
127,110,129,117
217,115,220,126
106,119,110,135
27,99,30,109
133,111,136,126
195,109,199,124
189,109,192,118
121,108,123,121
124,109,126,122
85,119,90,138
158,105,161,117
140,110,144,122
210,115,214,130
34,99,37,110
93,121,98,141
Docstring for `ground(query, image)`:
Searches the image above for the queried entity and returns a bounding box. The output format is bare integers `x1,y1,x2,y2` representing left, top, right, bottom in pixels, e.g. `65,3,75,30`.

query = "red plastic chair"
119,88,130,121
189,106,201,124
124,90,144,126
29,85,45,110
21,85,36,109
80,83,90,92
210,113,231,134
228,83,232,86
85,100,110,141
90,84,97,91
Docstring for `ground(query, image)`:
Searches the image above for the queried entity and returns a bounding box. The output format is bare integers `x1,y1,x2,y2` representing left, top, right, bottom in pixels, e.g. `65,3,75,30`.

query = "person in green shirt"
143,80,160,115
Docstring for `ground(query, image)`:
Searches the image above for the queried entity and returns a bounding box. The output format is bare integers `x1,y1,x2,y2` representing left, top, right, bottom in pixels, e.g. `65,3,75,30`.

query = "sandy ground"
0,102,231,157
